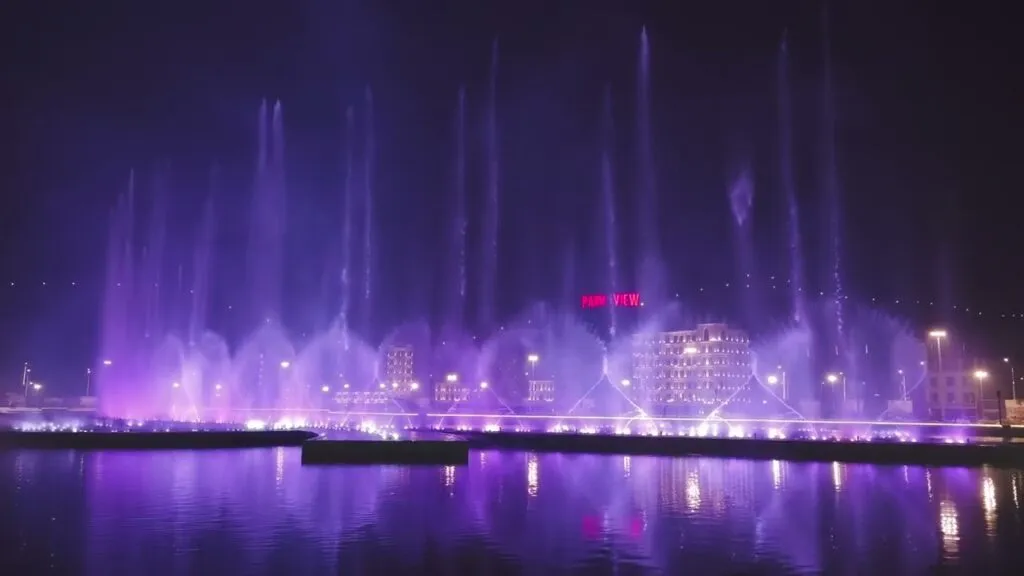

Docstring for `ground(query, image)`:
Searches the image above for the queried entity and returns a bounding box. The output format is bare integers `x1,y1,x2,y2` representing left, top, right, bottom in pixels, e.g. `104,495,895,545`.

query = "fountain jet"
362,87,375,337
600,86,619,337
340,106,355,349
479,38,500,333
777,30,807,324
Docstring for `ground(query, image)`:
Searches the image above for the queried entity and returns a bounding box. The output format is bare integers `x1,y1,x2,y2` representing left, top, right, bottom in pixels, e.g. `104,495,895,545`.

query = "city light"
321,385,330,393
620,379,630,387
279,361,291,369
171,382,180,388
480,381,489,389
826,373,839,384
928,329,948,339
410,382,420,391
214,384,222,391
683,346,698,354
766,375,779,385
445,373,458,382
974,370,989,380
527,354,539,363
31,383,42,391
101,359,113,366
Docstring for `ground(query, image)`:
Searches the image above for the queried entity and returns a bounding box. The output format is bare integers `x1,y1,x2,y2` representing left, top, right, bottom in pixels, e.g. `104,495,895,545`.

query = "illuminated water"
3,449,1022,574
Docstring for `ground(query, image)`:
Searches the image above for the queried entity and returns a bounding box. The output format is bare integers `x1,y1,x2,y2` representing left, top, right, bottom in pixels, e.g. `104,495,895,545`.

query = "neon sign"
580,292,641,308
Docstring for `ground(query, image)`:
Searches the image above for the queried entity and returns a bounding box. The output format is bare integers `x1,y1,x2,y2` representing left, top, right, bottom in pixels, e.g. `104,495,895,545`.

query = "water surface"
2,449,1022,575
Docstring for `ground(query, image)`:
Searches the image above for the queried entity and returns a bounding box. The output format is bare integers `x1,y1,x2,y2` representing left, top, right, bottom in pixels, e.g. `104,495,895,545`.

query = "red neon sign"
580,292,640,308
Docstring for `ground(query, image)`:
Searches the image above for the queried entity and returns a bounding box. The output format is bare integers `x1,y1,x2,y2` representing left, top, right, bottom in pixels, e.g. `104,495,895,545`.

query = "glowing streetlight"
683,346,698,355
214,384,222,391
21,362,31,399
378,382,386,390
445,373,458,383
392,382,399,389
766,375,778,384
766,373,788,401
620,379,631,387
343,383,350,389
410,382,420,391
85,367,92,396
172,382,181,389
321,385,330,393
31,383,42,392
279,361,291,369
527,354,539,379
479,381,489,390
974,369,989,421
929,329,947,372
897,369,907,400
102,359,113,366
825,372,846,402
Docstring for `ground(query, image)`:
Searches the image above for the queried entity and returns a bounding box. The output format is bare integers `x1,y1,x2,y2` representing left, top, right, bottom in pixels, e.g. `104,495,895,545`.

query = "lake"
2,448,1022,574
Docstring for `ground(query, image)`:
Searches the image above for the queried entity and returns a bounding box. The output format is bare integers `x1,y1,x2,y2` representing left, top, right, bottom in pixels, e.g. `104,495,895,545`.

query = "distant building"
382,346,418,397
631,323,752,413
527,380,555,403
434,374,469,403
923,331,999,421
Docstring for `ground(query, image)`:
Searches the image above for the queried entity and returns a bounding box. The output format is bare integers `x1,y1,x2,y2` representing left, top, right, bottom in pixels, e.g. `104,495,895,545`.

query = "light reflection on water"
2,449,1023,575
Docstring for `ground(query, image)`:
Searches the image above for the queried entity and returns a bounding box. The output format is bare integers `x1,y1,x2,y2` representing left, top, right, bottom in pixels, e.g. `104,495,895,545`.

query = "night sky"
0,0,1019,392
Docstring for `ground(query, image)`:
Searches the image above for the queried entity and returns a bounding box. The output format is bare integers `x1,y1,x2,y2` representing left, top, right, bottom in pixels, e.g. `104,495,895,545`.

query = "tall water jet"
362,87,375,336
777,30,807,324
479,38,500,333
246,100,286,327
728,163,758,327
635,26,665,310
188,196,215,346
450,86,468,328
340,106,355,349
820,9,846,358
600,86,619,337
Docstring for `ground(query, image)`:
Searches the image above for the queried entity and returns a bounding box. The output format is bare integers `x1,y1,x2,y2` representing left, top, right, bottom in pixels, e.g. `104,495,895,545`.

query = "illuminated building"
923,330,1002,421
631,323,752,412
434,373,469,403
382,345,418,396
527,379,555,403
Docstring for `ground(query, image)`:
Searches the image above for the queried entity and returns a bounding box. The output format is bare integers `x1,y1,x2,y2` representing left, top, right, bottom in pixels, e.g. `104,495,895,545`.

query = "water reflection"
2,449,1023,574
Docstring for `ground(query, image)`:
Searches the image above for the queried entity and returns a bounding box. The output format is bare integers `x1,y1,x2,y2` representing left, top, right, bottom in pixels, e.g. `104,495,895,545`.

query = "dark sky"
0,1,1020,389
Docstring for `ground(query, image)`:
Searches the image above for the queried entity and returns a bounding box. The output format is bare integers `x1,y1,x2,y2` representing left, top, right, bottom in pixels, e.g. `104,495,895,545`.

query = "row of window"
928,391,978,405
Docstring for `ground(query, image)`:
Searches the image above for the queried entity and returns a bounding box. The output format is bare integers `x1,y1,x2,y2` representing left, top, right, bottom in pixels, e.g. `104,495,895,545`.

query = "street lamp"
825,372,846,402
1004,358,1016,401
279,361,291,369
102,359,113,366
32,383,42,392
86,368,92,396
620,379,631,387
974,369,989,422
446,373,458,383
21,362,31,399
321,385,330,393
897,369,907,401
527,354,539,379
766,373,788,401
172,382,181,389
410,382,420,391
929,329,947,372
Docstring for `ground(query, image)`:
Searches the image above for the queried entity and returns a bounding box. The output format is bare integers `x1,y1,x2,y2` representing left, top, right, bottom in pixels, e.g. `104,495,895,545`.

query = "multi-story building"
923,330,1000,421
631,323,752,413
382,346,418,396
527,379,555,404
434,373,470,403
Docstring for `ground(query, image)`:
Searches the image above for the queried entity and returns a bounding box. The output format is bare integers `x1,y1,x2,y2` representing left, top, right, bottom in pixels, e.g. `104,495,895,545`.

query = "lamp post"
1004,358,1016,401
766,374,788,401
826,372,846,402
527,354,539,379
897,369,907,401
928,329,947,372
86,368,92,396
974,369,989,422
21,362,31,400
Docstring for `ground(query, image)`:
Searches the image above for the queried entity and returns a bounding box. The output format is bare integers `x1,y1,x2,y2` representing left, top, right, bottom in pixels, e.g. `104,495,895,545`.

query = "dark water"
2,449,1023,575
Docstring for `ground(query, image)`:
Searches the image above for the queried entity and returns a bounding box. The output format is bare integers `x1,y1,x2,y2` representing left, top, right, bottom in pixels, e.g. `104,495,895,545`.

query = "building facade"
382,345,418,397
923,332,1003,421
631,323,752,412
